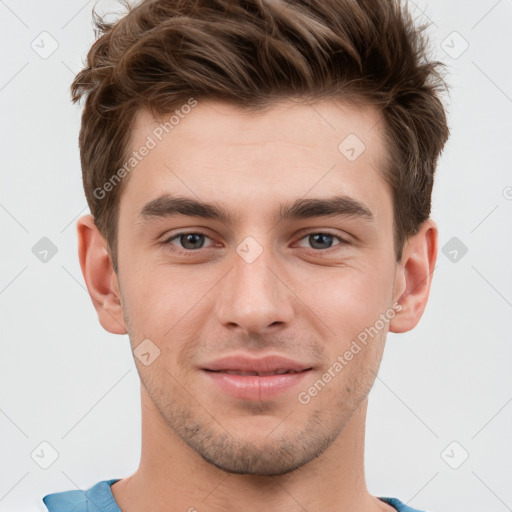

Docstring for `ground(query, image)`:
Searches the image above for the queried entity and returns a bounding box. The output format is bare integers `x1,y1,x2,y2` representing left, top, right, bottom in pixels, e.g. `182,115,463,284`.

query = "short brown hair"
71,0,450,273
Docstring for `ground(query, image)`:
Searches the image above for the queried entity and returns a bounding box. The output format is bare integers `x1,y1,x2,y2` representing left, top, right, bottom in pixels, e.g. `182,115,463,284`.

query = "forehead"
131,98,384,159
121,98,391,227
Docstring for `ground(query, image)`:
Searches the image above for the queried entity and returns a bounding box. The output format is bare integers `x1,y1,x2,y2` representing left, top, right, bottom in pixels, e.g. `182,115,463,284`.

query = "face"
110,99,402,475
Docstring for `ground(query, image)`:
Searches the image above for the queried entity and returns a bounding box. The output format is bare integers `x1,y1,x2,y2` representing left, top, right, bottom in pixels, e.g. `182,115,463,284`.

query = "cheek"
120,263,216,366
294,264,392,341
122,259,206,318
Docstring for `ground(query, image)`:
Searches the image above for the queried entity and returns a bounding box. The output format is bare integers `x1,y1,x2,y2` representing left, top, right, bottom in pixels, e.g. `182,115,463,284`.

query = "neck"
111,385,389,512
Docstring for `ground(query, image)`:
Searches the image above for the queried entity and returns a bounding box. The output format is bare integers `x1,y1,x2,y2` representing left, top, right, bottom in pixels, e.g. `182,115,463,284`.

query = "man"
42,0,449,510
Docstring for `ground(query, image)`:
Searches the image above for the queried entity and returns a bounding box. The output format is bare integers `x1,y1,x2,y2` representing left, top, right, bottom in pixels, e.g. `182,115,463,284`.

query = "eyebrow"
137,194,375,224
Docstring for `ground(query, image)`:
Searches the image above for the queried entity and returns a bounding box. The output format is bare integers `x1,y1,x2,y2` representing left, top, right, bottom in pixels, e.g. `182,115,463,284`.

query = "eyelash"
160,230,349,256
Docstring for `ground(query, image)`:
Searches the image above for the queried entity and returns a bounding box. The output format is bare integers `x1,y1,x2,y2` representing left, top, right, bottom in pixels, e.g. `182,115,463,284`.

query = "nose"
215,240,294,335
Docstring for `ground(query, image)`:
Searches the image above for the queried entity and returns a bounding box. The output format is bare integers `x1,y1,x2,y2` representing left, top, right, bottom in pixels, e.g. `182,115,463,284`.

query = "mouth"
201,355,313,400
204,368,311,376
201,353,313,374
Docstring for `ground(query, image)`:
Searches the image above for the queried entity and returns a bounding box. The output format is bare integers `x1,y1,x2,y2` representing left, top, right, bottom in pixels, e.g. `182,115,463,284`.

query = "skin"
77,98,437,512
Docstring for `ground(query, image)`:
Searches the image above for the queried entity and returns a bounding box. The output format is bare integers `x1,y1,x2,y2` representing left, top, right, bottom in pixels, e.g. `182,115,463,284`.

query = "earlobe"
389,219,438,334
76,214,127,335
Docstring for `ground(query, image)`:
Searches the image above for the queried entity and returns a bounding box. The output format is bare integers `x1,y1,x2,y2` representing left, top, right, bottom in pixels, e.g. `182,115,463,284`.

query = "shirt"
41,479,429,511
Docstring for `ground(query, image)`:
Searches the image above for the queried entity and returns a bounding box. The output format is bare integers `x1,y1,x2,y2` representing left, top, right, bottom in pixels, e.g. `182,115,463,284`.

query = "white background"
1,1,511,510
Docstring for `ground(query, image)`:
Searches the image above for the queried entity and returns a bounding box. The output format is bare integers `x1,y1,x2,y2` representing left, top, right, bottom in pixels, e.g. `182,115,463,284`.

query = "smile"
202,368,312,400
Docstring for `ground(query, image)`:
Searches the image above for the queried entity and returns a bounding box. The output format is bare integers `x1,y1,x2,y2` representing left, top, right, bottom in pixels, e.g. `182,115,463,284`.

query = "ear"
389,218,438,333
76,214,127,335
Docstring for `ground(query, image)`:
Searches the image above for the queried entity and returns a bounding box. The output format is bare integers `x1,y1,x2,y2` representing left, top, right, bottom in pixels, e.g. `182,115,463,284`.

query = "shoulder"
379,496,431,512
41,479,121,512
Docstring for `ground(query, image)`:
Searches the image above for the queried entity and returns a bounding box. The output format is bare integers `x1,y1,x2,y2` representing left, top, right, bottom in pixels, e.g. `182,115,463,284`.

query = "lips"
202,354,312,374
201,354,313,400
209,369,304,376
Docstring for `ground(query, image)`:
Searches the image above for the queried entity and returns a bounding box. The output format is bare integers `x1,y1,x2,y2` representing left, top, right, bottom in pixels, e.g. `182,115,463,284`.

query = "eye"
162,231,215,253
160,230,349,256
296,232,348,251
